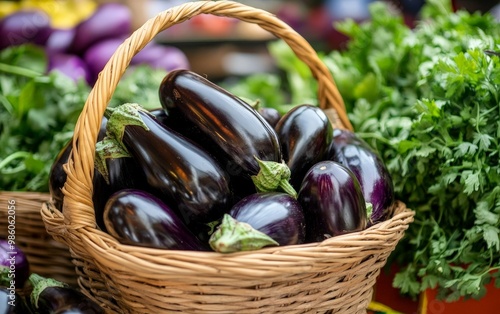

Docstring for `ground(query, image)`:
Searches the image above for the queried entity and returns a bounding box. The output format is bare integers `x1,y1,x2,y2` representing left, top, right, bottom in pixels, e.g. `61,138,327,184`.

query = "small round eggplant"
228,192,305,246
275,104,333,190
328,129,395,225
298,161,368,243
103,189,207,251
0,240,29,290
0,10,51,49
105,103,231,225
27,273,104,314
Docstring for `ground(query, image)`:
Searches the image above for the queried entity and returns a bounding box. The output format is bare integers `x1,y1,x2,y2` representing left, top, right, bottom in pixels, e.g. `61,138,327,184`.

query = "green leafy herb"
0,45,89,192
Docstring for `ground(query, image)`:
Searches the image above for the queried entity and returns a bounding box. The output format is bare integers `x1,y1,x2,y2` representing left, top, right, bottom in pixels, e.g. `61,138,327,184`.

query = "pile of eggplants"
49,69,395,253
0,239,104,313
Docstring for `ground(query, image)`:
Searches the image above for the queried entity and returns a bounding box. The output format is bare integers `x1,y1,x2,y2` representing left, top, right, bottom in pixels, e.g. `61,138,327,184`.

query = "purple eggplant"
47,53,91,84
0,10,51,49
103,189,207,250
44,28,75,54
258,107,281,128
0,239,29,290
105,103,231,225
327,129,395,225
275,104,333,190
298,161,368,243
68,2,131,54
27,273,104,314
158,70,292,198
228,192,305,246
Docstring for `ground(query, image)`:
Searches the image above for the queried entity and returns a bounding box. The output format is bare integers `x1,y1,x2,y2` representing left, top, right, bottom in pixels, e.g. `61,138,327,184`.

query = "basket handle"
62,0,352,229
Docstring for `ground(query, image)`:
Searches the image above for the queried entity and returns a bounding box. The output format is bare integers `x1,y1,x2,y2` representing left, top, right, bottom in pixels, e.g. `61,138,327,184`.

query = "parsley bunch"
0,45,89,192
330,0,500,301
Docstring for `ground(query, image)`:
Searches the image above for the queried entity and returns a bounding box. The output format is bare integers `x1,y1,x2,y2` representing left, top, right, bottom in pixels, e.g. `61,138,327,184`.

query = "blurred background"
1,0,499,81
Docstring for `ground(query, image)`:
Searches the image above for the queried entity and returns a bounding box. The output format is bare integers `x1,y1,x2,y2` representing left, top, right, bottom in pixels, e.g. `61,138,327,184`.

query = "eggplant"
45,28,75,54
327,129,395,225
48,53,91,84
226,192,305,247
27,273,104,314
0,10,51,49
131,43,190,72
69,2,131,54
103,189,207,250
275,104,333,189
158,70,294,198
105,103,231,225
93,136,150,232
0,239,29,290
258,107,281,128
298,161,368,243
0,287,30,314
82,37,124,85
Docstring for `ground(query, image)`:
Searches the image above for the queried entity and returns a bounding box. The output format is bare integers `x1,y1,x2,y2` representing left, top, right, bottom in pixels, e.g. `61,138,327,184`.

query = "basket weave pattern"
0,192,76,285
41,1,414,313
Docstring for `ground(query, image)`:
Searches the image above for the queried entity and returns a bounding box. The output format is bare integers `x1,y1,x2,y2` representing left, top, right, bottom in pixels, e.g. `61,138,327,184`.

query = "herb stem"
0,151,31,170
0,62,43,78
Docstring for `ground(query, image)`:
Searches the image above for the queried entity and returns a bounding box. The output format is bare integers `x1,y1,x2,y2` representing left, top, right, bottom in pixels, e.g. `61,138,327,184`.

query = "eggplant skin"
298,161,368,243
103,189,207,251
327,129,395,225
118,110,231,225
275,104,333,190
229,192,306,246
158,69,282,177
29,286,104,314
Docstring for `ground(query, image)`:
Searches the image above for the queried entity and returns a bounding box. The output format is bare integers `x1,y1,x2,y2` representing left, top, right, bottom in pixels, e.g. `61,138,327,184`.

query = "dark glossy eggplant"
275,104,333,190
298,161,368,243
93,138,150,232
327,129,395,225
27,273,104,314
0,287,30,314
158,69,283,182
0,239,29,290
148,108,169,126
103,189,207,250
105,103,231,225
258,107,281,128
229,192,305,246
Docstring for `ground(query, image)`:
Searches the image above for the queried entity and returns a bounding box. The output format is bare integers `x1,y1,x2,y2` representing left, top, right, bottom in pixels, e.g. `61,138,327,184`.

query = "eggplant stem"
29,273,66,310
251,157,297,198
209,214,279,253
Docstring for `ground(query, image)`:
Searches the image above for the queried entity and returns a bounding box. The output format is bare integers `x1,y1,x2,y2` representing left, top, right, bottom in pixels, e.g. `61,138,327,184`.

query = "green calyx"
251,157,297,198
105,103,150,142
95,136,131,185
209,214,279,253
29,273,67,309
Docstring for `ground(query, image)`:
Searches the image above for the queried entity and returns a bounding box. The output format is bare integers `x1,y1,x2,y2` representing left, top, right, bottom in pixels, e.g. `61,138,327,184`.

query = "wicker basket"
40,1,414,313
0,191,76,285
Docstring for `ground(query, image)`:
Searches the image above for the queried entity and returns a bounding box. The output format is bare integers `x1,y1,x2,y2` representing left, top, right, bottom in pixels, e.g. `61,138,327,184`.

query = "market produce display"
54,68,396,255
0,2,189,85
226,0,500,302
